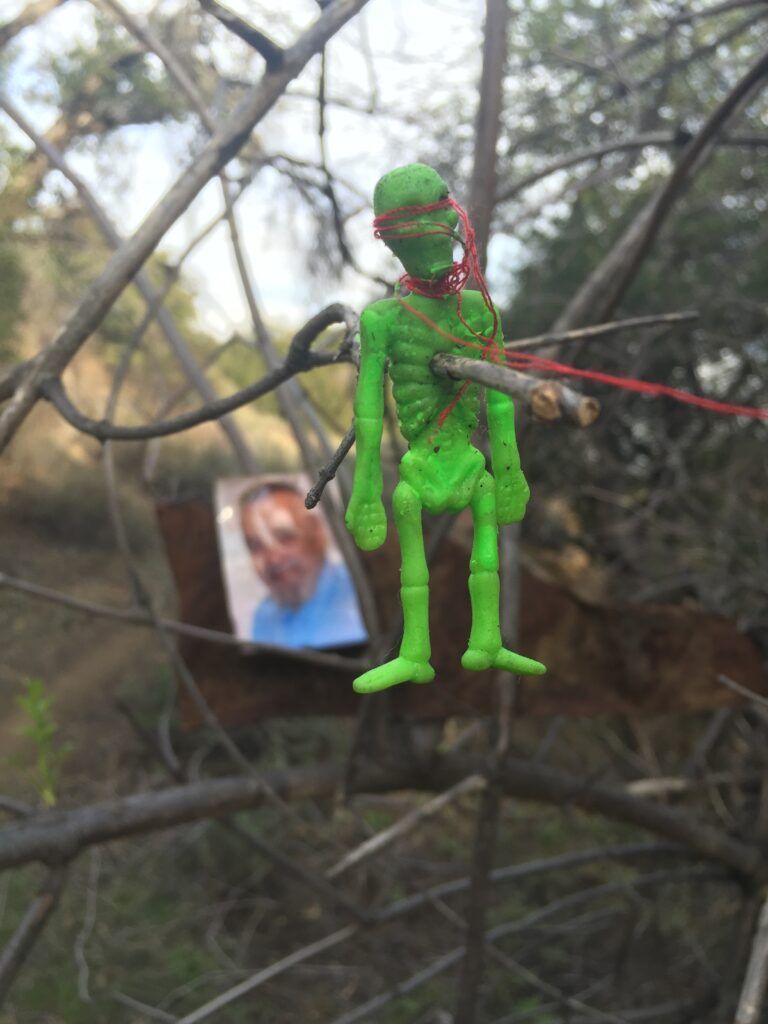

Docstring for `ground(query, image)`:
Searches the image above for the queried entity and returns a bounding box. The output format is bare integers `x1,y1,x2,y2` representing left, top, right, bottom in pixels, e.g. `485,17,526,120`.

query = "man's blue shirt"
250,559,367,649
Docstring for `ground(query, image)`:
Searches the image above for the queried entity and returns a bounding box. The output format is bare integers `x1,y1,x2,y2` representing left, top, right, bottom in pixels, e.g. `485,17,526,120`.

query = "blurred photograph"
215,475,367,649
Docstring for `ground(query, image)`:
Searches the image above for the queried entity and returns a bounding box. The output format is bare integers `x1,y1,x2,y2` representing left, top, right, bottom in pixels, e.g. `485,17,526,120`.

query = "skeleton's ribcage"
389,346,480,443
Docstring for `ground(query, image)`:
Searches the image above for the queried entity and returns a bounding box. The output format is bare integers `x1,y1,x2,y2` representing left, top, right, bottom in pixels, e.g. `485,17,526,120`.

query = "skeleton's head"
373,163,459,282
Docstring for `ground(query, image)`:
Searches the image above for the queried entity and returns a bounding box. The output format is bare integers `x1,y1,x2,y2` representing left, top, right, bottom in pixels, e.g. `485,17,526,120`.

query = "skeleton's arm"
346,306,388,550
486,312,530,524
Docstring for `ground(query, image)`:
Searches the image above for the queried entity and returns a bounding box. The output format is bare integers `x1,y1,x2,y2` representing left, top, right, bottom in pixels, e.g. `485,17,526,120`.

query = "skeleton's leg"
461,472,546,676
353,480,435,693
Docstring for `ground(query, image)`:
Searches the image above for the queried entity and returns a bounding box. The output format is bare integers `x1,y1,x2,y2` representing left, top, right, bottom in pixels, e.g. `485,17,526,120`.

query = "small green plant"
16,678,70,807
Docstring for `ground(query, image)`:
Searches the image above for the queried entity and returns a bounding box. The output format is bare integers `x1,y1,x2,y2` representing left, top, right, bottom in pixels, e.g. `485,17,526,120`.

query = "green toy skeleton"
346,163,546,694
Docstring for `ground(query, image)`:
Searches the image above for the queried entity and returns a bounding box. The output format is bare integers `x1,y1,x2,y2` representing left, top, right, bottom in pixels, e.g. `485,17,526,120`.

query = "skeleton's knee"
475,472,495,500
470,548,499,574
393,482,421,522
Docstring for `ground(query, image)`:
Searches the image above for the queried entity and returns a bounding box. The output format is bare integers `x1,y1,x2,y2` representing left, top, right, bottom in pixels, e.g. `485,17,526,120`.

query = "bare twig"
718,674,768,711
0,866,67,1006
0,768,339,871
37,305,351,440
327,775,485,879
1,751,759,876
735,895,768,1024
0,569,367,672
198,0,285,69
175,925,358,1024
505,311,699,351
111,991,176,1022
496,133,768,203
73,849,101,1003
467,0,510,269
432,352,600,427
305,425,355,509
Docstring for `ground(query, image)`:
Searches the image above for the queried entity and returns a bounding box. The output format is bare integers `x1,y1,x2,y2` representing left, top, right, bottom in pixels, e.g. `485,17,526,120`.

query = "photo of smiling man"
215,476,367,650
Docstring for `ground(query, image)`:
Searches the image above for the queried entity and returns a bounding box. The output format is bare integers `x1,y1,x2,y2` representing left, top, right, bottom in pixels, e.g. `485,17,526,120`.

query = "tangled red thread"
373,199,768,426
373,197,501,427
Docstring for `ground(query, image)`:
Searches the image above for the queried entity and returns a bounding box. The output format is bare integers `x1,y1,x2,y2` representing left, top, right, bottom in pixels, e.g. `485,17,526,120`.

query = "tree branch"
198,0,285,70
0,754,761,877
37,303,354,441
0,569,368,673
551,47,768,331
496,133,768,203
505,311,699,351
735,895,768,1024
0,0,372,453
305,425,355,509
432,353,600,427
0,866,67,1006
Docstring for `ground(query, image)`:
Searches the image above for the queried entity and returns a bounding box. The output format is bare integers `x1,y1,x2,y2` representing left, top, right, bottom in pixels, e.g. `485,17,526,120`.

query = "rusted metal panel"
156,499,767,725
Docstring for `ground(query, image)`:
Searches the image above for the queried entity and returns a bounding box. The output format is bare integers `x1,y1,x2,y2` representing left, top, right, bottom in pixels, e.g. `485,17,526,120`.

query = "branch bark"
468,0,510,269
735,895,768,1024
198,0,285,69
496,133,768,204
0,569,368,671
1,752,760,877
37,304,353,440
432,352,600,427
0,866,67,1007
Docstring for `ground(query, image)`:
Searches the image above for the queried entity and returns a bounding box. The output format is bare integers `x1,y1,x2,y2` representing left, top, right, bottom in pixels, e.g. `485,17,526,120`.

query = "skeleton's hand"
495,473,530,525
345,494,387,550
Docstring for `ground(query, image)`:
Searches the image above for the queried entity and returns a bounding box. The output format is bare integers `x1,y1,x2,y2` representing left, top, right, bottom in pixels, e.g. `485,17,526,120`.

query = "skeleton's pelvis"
400,444,486,515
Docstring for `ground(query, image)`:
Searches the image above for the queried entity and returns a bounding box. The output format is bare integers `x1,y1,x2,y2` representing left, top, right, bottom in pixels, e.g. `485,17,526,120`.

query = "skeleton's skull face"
374,163,459,281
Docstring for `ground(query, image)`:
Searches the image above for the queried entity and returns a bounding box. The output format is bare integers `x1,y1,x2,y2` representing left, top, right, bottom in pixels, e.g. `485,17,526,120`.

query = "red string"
374,197,499,355
374,200,768,426
397,298,768,422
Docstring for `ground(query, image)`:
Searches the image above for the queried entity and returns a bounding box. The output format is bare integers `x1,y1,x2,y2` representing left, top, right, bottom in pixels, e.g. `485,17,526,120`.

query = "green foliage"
15,678,70,807
49,14,187,132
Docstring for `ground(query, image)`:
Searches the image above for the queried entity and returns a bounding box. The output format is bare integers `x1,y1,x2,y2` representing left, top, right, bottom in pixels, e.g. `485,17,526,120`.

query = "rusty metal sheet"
156,499,767,725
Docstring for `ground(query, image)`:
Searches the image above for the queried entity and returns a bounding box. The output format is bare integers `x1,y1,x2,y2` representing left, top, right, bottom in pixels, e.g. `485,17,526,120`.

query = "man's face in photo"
240,488,327,609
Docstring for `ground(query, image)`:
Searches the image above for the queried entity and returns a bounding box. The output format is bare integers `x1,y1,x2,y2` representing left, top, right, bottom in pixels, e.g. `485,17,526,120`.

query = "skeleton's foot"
353,657,435,694
461,645,546,676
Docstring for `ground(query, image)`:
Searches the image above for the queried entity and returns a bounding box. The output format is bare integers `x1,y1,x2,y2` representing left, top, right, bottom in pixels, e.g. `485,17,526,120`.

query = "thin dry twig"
718,674,768,711
198,0,285,69
735,895,768,1024
305,425,355,509
327,775,485,879
432,353,600,427
505,311,699,351
0,570,367,672
0,866,67,1006
37,305,352,441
